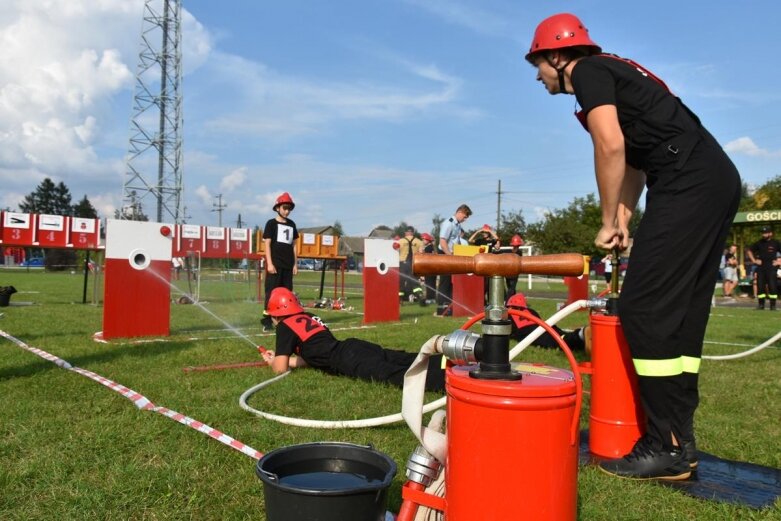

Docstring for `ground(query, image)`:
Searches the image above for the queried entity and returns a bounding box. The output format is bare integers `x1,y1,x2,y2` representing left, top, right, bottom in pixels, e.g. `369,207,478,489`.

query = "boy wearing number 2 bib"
262,287,445,392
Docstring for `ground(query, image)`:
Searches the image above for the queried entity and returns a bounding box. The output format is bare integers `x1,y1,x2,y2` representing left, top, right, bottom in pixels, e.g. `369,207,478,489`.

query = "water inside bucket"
279,471,382,490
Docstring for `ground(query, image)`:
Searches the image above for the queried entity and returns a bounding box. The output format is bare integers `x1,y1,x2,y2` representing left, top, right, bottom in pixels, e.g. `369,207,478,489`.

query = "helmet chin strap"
546,54,572,93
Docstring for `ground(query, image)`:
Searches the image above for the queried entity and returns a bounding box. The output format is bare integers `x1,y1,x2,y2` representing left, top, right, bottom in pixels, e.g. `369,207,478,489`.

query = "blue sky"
1,1,779,236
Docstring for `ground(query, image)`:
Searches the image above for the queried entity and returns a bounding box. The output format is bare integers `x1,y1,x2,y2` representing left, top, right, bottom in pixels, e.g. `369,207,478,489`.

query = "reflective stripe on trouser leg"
633,356,700,377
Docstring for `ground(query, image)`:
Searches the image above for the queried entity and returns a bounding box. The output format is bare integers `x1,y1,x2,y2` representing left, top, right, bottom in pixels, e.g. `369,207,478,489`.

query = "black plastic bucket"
256,442,397,521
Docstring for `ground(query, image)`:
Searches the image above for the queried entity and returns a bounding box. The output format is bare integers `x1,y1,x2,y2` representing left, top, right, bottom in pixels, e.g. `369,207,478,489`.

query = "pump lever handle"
413,252,586,277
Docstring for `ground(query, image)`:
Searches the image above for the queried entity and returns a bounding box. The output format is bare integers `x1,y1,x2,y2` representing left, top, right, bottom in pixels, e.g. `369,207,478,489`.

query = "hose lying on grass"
238,300,590,428
240,302,781,429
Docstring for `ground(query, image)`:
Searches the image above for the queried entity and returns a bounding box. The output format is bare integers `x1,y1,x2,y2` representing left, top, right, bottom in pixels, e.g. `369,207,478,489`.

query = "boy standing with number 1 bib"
261,192,299,331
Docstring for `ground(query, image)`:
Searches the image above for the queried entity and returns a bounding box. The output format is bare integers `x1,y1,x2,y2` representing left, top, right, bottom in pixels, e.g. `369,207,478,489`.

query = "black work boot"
756,299,765,310
598,436,691,481
261,315,274,332
679,417,698,469
681,439,698,469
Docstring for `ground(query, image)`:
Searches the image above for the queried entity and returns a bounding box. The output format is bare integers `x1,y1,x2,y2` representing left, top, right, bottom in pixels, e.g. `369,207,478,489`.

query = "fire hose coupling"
405,445,443,486
442,329,483,366
585,298,608,310
404,409,445,485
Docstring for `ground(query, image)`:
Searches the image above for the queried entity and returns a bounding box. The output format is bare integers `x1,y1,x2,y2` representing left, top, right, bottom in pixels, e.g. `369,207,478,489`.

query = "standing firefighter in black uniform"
526,13,741,480
747,225,780,310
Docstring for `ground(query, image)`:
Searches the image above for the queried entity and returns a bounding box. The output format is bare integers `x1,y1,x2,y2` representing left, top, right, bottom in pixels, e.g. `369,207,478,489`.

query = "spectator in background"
721,244,738,299
505,234,525,300
436,204,472,316
420,232,438,305
171,257,184,280
397,226,423,302
747,226,780,310
469,224,502,303
468,224,501,252
601,253,614,285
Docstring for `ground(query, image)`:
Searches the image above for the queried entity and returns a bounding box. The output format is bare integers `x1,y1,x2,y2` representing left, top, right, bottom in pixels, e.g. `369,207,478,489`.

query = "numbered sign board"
173,224,204,256
203,226,228,258
2,212,35,246
69,217,100,249
37,214,69,248
228,228,251,258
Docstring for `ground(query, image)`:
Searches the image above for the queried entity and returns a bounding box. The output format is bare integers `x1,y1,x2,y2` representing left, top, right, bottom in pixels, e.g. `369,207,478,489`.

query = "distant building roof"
368,227,393,239
299,225,336,235
340,236,364,256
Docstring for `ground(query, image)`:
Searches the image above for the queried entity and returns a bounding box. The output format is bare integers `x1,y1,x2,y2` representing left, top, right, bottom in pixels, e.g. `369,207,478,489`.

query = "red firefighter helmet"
510,234,524,247
525,13,601,62
273,192,296,211
506,293,528,309
421,232,434,242
267,287,304,317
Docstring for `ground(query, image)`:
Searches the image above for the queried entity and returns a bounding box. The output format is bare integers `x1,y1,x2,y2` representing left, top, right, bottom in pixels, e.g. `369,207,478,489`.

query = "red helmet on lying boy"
267,287,304,317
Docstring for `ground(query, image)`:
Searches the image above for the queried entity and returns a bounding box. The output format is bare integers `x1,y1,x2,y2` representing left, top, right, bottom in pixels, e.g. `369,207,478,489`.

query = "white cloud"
401,0,511,37
200,51,472,140
0,1,212,213
219,167,248,192
724,136,781,157
194,185,212,205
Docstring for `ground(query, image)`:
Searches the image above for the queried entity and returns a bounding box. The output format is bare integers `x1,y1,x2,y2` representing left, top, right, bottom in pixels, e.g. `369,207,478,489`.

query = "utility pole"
212,194,227,227
496,179,502,233
236,213,244,228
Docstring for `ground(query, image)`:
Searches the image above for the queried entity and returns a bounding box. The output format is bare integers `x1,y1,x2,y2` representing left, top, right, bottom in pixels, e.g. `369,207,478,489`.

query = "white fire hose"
238,300,589,428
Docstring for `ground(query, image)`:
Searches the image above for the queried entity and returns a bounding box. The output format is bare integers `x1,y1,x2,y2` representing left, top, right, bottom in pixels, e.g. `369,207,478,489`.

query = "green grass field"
0,268,779,520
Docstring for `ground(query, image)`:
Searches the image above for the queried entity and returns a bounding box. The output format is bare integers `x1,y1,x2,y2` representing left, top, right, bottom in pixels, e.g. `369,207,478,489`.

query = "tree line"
377,174,781,259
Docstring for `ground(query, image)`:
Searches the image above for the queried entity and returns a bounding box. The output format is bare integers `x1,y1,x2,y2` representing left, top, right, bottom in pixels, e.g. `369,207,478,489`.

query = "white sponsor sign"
181,224,202,239
206,227,225,240
39,214,65,231
71,217,96,233
4,212,31,229
230,228,249,241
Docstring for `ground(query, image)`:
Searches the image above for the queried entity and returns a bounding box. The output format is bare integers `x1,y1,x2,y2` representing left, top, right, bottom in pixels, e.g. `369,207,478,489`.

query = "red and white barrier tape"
0,330,263,461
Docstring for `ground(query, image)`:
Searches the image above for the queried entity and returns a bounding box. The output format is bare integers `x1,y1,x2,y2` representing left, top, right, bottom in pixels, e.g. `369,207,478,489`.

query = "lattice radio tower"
122,0,183,223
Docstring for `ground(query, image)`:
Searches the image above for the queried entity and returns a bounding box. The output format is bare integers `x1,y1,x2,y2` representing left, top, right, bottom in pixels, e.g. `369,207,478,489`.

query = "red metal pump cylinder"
587,313,645,458
445,364,578,521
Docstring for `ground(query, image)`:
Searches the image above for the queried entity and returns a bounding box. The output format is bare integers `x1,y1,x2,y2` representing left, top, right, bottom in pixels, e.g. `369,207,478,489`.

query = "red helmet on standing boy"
273,192,295,212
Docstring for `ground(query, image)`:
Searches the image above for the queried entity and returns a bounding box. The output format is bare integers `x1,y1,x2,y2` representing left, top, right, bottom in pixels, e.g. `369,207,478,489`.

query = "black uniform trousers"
618,129,741,451
436,274,453,315
330,338,445,392
756,265,778,307
263,269,294,312
399,258,414,298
